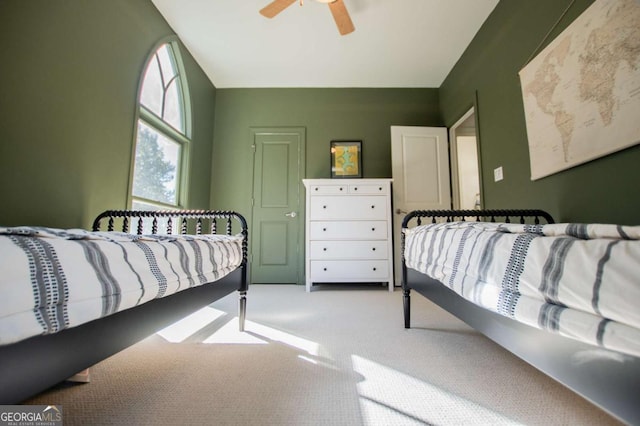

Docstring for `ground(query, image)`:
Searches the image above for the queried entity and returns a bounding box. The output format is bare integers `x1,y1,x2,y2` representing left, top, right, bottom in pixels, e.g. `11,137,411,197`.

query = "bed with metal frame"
0,209,248,404
401,209,640,425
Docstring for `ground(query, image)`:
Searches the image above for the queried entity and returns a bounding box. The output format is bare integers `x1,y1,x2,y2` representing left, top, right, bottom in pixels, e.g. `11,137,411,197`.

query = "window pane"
132,199,160,211
139,55,163,117
157,44,177,84
164,78,183,132
130,200,178,234
132,121,180,205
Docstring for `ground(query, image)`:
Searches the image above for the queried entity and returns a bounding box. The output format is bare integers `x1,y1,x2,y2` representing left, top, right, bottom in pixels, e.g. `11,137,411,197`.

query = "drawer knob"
378,187,382,191
315,187,318,191
323,205,327,209
371,205,375,209
373,267,377,271
323,247,327,251
323,267,327,271
371,228,375,231
340,187,343,191
354,187,358,191
323,228,327,231
372,247,376,251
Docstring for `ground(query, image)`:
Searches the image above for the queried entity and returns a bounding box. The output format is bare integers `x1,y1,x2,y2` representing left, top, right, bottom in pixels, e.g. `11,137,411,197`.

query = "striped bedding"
403,221,640,357
0,226,244,346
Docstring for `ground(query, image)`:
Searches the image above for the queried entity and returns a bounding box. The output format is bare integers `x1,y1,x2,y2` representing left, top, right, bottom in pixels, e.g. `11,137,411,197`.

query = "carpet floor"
25,284,621,425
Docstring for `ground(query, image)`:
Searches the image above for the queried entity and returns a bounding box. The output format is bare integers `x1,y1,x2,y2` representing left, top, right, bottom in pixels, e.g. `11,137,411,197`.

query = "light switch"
494,166,504,182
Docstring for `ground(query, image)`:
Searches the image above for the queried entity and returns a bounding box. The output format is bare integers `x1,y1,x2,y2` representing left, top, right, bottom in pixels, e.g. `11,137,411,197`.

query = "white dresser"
303,178,394,292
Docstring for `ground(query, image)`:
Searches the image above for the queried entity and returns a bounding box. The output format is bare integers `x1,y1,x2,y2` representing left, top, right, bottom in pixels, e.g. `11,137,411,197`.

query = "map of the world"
519,0,640,180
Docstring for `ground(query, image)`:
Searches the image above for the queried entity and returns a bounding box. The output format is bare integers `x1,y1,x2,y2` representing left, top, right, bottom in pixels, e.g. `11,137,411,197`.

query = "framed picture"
330,140,362,178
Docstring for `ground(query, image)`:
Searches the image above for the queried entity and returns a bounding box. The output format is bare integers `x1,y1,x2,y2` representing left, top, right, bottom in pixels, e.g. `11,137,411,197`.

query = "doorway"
390,126,451,286
250,127,306,284
449,108,482,210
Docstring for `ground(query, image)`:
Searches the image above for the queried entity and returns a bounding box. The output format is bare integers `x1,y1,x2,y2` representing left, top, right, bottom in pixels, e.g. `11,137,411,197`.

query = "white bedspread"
403,222,640,357
0,226,244,345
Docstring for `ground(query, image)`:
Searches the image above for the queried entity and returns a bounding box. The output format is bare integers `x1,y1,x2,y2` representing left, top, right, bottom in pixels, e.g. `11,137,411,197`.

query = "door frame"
248,127,306,285
449,104,484,210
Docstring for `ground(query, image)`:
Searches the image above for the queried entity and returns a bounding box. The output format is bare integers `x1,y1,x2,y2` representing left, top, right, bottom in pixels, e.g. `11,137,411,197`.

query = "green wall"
3,0,637,229
210,88,441,216
440,0,640,225
0,0,216,229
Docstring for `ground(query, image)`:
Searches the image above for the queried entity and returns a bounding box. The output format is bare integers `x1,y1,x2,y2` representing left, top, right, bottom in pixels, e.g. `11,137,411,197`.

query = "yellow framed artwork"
330,140,362,178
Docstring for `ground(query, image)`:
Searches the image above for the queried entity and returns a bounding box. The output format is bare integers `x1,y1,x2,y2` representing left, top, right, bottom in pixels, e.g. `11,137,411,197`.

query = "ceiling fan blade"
328,0,355,35
260,0,297,18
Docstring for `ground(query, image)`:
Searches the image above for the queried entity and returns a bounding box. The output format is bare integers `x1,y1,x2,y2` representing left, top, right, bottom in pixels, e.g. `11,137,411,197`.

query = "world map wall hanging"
519,0,640,180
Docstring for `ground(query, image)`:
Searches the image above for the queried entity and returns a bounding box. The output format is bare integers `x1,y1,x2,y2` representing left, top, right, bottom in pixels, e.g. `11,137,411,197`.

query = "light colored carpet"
25,284,620,425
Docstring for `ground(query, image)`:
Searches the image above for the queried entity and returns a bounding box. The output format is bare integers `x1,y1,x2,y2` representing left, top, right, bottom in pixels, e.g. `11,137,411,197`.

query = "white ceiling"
151,0,499,88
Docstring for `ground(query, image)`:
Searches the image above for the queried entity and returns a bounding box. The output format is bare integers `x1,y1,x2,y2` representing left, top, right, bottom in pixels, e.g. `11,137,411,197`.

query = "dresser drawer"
309,240,388,259
308,184,347,195
310,260,389,280
307,183,387,195
349,183,388,195
309,221,387,240
309,196,387,220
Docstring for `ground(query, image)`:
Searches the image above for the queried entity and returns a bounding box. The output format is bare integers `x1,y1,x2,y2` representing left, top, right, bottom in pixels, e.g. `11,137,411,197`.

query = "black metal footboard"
92,209,249,330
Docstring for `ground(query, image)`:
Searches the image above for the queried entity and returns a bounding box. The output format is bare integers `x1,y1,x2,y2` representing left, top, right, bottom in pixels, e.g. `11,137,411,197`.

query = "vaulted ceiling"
152,0,499,88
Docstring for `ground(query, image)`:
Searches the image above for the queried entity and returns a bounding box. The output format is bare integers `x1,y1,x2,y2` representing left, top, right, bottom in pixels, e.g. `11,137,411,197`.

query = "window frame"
129,38,192,210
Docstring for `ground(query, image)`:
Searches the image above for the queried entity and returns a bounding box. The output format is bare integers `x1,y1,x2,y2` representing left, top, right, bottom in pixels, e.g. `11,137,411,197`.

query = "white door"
390,126,451,286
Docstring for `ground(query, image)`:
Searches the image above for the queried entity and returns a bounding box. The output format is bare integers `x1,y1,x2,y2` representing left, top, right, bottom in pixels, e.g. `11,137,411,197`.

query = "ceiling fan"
260,0,355,36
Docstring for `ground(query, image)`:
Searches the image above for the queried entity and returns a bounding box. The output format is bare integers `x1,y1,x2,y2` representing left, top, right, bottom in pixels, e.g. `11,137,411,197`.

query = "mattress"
0,226,244,345
403,221,640,357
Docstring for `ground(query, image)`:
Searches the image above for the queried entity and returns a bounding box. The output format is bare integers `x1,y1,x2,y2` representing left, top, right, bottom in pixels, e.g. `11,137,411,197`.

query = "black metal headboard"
400,209,555,285
401,209,555,228
91,209,249,273
92,209,246,234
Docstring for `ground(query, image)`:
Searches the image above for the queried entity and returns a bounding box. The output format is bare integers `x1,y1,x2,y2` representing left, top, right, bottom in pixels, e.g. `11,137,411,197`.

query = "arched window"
130,41,191,210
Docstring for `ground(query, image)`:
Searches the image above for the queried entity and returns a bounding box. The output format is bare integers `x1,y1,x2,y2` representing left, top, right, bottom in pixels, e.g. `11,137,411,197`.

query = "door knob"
285,211,297,218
